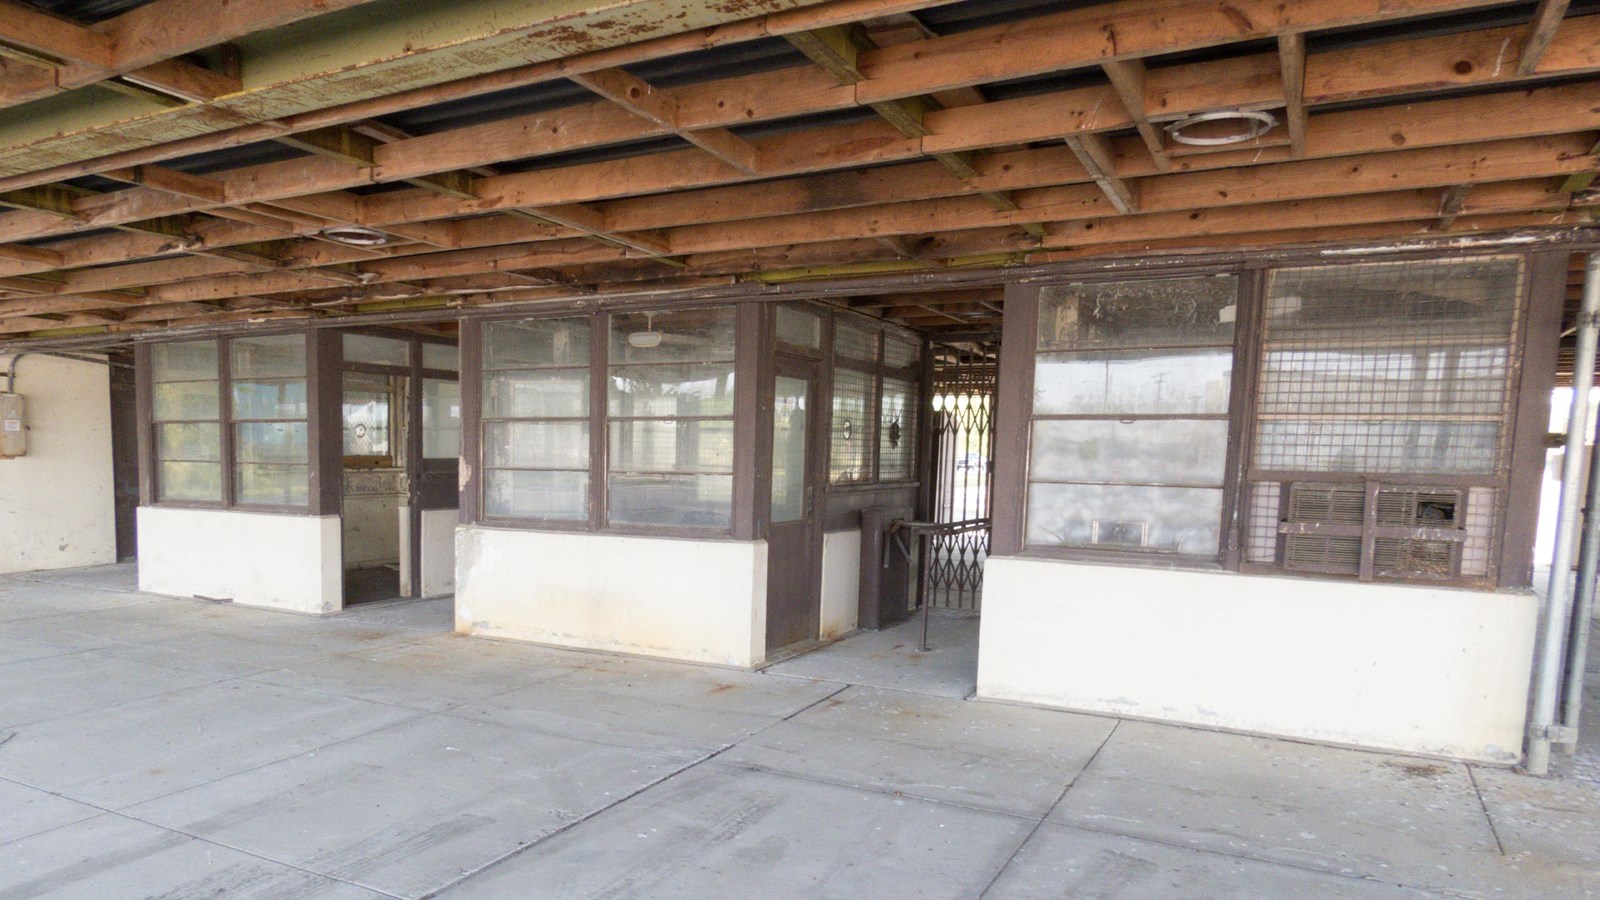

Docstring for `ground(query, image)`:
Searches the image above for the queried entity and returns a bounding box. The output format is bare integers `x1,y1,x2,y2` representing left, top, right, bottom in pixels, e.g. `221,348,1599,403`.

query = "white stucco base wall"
420,508,457,597
0,354,115,575
819,530,861,640
455,525,767,667
978,557,1538,763
137,506,342,614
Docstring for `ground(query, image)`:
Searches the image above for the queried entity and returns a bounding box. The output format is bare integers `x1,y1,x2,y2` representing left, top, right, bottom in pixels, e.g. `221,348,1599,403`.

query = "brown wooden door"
766,357,823,652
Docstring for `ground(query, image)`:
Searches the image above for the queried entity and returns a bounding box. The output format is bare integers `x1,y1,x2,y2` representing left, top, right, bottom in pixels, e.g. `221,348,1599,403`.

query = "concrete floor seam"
1465,764,1509,858
976,718,1122,899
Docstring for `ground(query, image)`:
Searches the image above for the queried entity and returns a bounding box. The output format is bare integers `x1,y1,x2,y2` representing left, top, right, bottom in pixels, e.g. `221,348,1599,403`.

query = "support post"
1560,430,1600,751
1529,251,1600,774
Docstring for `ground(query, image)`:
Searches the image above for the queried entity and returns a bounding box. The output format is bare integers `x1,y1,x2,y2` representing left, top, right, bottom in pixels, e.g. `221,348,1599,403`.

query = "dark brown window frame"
463,304,757,541
993,250,1565,590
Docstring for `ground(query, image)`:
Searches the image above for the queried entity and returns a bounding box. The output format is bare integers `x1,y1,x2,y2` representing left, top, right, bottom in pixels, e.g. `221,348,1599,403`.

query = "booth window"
1025,275,1239,558
146,333,311,509
607,308,736,529
151,340,223,503
1245,257,1524,583
829,321,921,486
481,316,592,522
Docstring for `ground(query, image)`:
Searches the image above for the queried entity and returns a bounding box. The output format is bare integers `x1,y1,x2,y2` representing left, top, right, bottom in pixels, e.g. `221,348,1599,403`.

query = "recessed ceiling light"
1165,110,1278,147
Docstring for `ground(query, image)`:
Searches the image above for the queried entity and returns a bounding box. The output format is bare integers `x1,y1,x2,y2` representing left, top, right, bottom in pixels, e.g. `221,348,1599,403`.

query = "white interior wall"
420,508,456,597
978,557,1538,763
456,525,767,667
0,354,116,575
138,506,342,614
819,530,860,639
342,469,404,568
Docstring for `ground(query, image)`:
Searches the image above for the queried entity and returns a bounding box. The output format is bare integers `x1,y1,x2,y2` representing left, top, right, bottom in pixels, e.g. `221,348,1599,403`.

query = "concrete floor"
0,565,1596,898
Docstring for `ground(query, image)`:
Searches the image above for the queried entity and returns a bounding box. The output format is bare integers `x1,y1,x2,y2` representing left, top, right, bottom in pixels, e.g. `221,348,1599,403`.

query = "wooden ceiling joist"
0,0,1594,341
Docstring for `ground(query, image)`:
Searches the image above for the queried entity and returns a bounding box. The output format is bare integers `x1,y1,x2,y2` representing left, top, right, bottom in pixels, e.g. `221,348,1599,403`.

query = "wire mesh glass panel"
343,334,409,367
884,335,920,369
775,307,821,349
610,308,735,364
830,368,875,484
608,420,735,473
486,318,590,368
607,364,735,417
834,322,878,362
1030,419,1228,486
1462,487,1498,578
1255,257,1522,476
879,377,916,481
422,342,459,372
1245,481,1281,563
1037,276,1238,351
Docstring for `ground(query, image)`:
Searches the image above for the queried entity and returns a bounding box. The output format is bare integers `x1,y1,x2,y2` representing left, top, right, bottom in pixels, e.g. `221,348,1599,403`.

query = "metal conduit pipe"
3,352,31,394
1560,429,1600,752
1528,251,1600,775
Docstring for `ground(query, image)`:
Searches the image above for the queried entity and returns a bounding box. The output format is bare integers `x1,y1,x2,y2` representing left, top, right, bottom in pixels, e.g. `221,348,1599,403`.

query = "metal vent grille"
1372,538,1454,578
1284,482,1365,575
1373,487,1460,527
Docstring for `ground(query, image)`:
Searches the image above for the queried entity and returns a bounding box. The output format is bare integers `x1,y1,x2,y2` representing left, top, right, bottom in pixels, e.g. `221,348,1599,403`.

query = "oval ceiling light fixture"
320,225,391,247
627,311,663,349
1165,109,1278,146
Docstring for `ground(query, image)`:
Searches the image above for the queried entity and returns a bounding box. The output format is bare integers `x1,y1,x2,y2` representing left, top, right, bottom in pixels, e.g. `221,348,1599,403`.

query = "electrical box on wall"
0,392,25,458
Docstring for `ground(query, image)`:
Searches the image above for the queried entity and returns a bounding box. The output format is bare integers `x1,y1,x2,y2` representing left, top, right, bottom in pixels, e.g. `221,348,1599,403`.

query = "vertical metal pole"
1560,432,1600,751
1529,251,1600,775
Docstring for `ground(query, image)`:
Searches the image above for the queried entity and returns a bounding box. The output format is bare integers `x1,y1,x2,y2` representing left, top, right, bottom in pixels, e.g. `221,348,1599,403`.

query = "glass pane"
608,473,732,528
233,378,308,420
609,307,735,364
1264,257,1521,343
776,308,821,349
484,469,588,520
834,322,878,362
1037,276,1238,350
235,463,309,506
1026,483,1224,556
232,334,306,379
342,374,392,457
422,378,460,459
830,368,875,484
158,461,222,502
153,379,219,421
235,421,308,463
771,375,809,522
422,342,459,372
1034,349,1232,416
1030,419,1228,486
157,422,221,462
879,377,916,481
151,340,217,383
485,369,588,419
884,335,919,369
486,317,590,369
609,419,735,474
343,333,410,367
1254,420,1504,475
608,364,735,418
485,421,588,469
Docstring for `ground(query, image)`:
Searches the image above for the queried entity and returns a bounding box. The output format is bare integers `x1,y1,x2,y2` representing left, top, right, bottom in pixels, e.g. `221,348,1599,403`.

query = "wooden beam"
101,165,227,204
1063,133,1137,214
1100,59,1172,171
117,57,242,103
1278,33,1308,157
0,0,113,69
569,67,759,174
0,184,84,218
1519,0,1572,75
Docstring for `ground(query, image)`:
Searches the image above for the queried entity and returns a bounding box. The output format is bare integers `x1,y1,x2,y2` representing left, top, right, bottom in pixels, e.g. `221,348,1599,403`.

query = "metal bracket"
1529,724,1579,743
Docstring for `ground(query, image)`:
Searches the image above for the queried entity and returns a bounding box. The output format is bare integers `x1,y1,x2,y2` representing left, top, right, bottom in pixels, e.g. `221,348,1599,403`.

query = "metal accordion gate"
924,341,997,611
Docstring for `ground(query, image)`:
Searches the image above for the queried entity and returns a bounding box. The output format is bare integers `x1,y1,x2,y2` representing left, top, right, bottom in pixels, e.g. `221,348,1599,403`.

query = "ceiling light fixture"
1165,110,1278,147
627,311,663,349
320,225,391,247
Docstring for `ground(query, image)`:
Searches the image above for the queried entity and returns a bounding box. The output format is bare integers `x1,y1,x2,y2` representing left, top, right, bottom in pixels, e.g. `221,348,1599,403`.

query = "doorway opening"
340,331,460,606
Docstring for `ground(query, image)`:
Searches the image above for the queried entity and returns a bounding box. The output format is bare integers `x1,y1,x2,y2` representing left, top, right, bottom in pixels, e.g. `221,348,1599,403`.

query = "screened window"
151,340,222,503
1025,276,1239,557
607,308,736,528
481,317,591,522
1245,257,1524,582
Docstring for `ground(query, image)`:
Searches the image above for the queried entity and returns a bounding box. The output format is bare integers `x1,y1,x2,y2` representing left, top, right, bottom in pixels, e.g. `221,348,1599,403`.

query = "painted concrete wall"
456,525,767,667
138,506,343,614
819,530,860,639
0,355,116,575
978,557,1538,763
